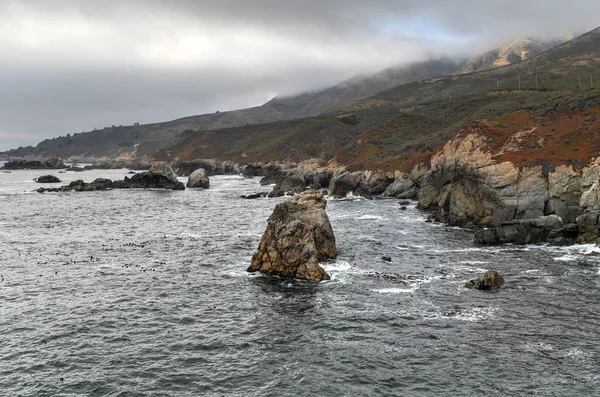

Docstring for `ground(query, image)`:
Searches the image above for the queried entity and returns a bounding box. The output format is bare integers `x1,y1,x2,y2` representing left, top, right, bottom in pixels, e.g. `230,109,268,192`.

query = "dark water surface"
1,169,600,396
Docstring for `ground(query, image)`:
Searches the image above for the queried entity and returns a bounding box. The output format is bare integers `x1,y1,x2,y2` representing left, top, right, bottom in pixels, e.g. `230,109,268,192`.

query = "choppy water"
1,169,600,396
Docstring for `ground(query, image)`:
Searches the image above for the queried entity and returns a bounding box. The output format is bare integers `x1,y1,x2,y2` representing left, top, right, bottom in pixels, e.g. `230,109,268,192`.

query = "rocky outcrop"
81,159,153,170
186,169,210,188
329,171,371,199
269,174,306,197
248,190,336,281
35,175,61,183
37,164,184,192
2,157,66,170
474,215,577,245
170,158,239,176
403,118,600,245
465,270,505,290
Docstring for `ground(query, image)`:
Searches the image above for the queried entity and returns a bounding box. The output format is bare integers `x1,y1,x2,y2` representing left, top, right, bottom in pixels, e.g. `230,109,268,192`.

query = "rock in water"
466,270,505,290
35,175,61,183
187,169,210,188
149,162,178,183
248,190,336,281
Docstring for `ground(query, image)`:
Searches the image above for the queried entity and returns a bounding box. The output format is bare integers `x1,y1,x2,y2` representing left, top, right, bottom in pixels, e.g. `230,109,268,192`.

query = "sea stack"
248,190,336,281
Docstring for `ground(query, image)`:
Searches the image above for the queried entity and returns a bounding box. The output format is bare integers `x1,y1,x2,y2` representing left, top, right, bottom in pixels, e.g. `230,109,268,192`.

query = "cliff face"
388,105,600,244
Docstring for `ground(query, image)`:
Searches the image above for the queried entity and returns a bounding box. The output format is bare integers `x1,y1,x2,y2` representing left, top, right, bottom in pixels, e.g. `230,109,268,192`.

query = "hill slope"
0,58,464,160
456,38,566,74
156,26,600,171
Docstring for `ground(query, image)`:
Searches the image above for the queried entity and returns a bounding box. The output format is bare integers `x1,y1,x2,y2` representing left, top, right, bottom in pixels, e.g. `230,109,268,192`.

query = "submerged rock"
248,190,336,281
465,270,505,290
35,175,61,183
186,169,210,188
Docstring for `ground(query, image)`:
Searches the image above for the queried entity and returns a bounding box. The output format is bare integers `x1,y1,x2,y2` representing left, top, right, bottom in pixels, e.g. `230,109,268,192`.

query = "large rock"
474,215,574,245
383,175,418,199
187,169,210,188
149,162,178,183
248,190,336,281
170,158,239,176
35,175,61,183
269,174,306,197
329,171,371,199
466,270,505,290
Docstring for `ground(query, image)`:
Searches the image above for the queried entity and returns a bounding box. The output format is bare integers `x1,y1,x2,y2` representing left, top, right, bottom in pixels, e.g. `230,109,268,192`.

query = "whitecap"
374,287,417,294
553,255,579,262
323,260,352,273
356,215,386,221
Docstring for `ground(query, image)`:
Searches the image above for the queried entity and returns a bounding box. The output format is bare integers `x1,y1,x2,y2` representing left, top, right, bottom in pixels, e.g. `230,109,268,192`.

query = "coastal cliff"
387,105,600,244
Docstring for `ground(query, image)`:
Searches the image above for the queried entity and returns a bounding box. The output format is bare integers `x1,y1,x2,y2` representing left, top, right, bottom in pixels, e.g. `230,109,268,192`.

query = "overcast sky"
1,0,598,151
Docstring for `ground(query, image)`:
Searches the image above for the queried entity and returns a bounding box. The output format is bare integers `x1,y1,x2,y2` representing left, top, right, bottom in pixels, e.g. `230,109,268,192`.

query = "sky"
1,0,599,151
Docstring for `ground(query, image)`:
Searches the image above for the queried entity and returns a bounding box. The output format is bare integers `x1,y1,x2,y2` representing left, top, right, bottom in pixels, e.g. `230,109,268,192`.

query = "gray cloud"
0,0,599,151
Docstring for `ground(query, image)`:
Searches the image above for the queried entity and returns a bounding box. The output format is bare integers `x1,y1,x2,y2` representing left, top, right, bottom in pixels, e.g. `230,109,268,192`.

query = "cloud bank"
0,0,598,150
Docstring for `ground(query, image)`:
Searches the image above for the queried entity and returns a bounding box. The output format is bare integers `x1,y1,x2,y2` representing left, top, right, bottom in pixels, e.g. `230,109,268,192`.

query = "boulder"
149,162,178,183
248,190,336,281
269,174,306,197
329,171,371,199
170,158,239,176
186,169,210,188
383,176,418,199
35,175,61,183
466,270,505,290
474,215,574,245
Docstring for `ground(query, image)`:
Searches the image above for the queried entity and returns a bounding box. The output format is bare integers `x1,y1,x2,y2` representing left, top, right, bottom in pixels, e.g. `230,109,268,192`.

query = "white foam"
356,215,386,221
323,260,352,273
374,287,417,294
553,255,579,262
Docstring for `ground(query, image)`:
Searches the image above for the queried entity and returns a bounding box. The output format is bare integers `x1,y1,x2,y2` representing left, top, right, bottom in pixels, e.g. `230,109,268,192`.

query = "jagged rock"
381,256,392,262
474,215,573,245
383,176,418,199
186,169,210,188
149,162,178,183
170,158,239,176
364,172,394,196
466,270,505,290
66,166,84,172
329,171,371,199
248,190,336,281
127,170,185,190
269,174,306,197
35,175,61,183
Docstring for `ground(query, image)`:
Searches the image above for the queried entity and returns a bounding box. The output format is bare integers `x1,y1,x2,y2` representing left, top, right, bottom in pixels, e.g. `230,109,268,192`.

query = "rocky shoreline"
11,123,600,247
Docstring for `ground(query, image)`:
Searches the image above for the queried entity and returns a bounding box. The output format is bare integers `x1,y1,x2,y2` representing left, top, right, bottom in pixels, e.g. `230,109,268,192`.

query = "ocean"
1,168,600,396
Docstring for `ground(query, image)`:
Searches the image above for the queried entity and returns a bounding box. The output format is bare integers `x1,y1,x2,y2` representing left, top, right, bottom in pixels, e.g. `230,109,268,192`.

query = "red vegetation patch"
482,109,600,167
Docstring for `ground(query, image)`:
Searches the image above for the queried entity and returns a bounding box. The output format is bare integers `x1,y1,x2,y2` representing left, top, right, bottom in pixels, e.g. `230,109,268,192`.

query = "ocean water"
1,169,600,396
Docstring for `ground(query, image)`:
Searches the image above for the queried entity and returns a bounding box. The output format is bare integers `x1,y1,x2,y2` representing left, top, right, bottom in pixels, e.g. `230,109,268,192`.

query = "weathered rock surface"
186,169,209,188
404,120,600,245
466,270,505,290
171,158,239,176
269,174,306,197
2,157,66,170
248,190,336,281
35,175,61,183
329,171,371,199
474,215,576,245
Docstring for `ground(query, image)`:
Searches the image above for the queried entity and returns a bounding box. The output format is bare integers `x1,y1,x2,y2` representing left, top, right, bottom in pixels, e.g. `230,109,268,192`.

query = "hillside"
152,27,600,171
0,58,464,160
456,38,566,74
